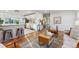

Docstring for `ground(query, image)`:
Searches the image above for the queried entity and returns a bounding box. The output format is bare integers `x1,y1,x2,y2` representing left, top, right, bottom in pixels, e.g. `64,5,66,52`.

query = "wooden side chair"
65,28,72,36
48,25,58,34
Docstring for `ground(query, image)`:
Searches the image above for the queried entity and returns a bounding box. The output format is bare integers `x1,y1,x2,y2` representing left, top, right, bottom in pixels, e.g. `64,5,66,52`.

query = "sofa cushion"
70,27,79,40
62,34,77,48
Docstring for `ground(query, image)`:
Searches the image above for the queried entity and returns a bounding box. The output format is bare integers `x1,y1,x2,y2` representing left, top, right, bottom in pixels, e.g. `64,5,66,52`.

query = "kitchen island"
0,24,24,42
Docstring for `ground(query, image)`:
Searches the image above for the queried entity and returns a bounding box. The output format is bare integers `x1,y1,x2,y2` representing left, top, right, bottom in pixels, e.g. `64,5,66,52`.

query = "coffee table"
39,33,54,47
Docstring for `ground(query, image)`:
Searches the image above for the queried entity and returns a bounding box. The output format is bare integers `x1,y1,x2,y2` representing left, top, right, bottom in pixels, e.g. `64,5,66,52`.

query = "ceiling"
0,10,77,16
0,10,36,16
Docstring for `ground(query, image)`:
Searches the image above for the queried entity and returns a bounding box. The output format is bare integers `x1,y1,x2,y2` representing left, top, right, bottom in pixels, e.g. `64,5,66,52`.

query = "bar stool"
16,28,25,45
16,28,24,37
3,29,13,42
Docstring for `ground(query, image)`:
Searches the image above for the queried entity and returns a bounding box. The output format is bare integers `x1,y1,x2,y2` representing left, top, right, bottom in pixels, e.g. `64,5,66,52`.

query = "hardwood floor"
2,29,64,48
2,32,37,48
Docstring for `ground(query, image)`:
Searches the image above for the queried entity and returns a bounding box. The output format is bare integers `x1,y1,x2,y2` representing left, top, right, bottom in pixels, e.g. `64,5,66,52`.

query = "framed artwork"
53,16,61,24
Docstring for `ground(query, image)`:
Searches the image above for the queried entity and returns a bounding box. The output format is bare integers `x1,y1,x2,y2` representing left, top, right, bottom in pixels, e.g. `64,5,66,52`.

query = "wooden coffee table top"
39,33,51,39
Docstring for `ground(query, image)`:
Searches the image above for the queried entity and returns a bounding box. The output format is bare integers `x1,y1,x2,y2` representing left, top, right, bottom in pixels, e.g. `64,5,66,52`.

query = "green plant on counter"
0,18,4,24
16,20,19,24
9,19,13,24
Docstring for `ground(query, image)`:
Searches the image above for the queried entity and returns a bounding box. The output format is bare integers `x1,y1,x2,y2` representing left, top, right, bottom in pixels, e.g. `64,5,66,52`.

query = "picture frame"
53,16,61,24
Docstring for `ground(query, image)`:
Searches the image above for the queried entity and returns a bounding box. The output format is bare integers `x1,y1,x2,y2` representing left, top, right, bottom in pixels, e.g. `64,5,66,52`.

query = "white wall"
50,11,76,31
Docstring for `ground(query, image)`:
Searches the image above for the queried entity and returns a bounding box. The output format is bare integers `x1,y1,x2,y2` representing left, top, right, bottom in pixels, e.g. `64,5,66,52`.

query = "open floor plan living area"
0,10,79,48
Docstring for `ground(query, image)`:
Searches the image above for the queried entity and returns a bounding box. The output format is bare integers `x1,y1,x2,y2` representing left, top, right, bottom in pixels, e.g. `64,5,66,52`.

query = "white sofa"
62,26,79,48
62,34,77,48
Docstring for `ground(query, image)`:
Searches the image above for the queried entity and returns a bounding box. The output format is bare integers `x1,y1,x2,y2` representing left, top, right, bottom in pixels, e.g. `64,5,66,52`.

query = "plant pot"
0,20,4,24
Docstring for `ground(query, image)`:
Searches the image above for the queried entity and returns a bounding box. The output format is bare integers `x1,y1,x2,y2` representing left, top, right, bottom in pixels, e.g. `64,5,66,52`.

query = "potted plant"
16,20,19,24
0,18,4,24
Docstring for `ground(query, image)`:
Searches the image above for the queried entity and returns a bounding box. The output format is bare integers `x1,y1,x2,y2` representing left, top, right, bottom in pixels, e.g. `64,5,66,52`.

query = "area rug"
20,36,63,48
